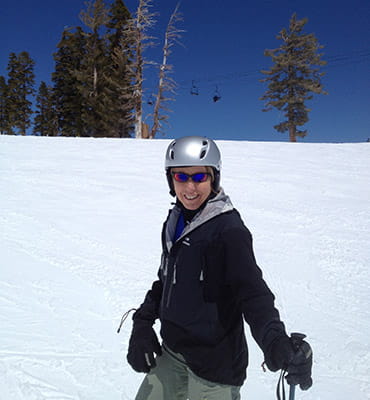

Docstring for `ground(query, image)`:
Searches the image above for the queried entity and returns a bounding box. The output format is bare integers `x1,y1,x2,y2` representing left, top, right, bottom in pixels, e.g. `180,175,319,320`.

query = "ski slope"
1,135,369,400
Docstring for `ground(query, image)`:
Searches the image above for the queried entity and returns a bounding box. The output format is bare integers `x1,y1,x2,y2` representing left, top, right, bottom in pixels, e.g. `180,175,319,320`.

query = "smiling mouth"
184,194,199,200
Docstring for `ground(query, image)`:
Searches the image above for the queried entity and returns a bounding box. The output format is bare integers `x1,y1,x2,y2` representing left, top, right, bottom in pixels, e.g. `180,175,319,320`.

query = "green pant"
135,346,241,400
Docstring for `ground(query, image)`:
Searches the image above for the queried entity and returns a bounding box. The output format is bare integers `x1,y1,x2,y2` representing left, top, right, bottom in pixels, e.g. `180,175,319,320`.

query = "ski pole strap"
276,369,297,400
117,308,137,333
276,369,288,400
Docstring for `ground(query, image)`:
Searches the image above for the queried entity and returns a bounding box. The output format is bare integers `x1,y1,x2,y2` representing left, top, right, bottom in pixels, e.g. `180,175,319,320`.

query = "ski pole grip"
290,332,312,362
287,333,306,400
290,332,306,351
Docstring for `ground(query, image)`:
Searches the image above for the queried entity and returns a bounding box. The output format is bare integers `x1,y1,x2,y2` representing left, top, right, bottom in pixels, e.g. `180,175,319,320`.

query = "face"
172,166,212,210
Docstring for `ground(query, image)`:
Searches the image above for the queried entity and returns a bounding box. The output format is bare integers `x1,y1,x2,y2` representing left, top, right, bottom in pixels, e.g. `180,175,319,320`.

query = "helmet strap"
166,169,176,196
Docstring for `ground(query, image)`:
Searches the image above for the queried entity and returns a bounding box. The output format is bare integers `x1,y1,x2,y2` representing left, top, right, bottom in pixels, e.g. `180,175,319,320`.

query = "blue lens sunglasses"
172,172,211,183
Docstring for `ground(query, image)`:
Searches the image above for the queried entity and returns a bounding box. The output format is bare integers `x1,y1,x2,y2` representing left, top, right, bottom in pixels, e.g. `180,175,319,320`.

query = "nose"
184,179,196,191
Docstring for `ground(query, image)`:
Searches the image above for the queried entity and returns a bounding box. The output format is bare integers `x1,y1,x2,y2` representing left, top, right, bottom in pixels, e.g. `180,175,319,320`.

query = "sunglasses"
172,172,211,183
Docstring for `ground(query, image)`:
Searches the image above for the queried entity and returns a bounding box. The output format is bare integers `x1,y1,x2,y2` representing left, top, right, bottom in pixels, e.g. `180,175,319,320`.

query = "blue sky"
1,0,369,142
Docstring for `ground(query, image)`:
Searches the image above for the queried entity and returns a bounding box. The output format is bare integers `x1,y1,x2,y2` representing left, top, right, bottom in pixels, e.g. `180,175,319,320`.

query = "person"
126,136,313,400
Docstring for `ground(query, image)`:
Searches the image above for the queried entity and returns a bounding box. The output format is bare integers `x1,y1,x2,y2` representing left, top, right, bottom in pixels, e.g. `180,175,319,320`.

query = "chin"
181,198,204,210
184,204,199,210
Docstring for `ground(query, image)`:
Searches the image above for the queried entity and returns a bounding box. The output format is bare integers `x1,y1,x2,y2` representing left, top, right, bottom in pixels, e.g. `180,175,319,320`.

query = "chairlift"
213,86,221,102
190,80,199,96
147,94,155,105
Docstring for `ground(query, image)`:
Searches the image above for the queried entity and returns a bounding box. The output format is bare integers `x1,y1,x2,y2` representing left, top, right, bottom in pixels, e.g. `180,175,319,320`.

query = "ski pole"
289,384,296,400
288,333,306,400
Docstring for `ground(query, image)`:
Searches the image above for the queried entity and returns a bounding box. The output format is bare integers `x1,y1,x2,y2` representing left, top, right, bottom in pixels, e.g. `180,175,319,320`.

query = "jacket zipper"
166,262,177,308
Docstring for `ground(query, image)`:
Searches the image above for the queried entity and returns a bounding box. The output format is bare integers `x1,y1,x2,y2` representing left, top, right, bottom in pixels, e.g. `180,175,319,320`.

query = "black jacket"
134,190,286,386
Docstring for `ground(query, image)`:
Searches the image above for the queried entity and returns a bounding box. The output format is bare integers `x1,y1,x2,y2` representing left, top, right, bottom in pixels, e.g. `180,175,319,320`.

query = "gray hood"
165,188,234,252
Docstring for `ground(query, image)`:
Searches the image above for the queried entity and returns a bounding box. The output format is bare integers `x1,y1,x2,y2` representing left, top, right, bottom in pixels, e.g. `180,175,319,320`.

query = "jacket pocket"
202,243,225,302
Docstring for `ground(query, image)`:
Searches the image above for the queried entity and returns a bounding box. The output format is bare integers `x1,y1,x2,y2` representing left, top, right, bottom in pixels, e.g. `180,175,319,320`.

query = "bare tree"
126,0,156,138
149,3,183,139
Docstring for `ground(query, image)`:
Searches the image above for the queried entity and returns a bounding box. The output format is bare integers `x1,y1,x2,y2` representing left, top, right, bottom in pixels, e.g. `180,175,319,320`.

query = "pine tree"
108,42,135,137
33,82,58,136
52,0,135,138
0,76,9,135
78,0,112,137
6,52,35,135
53,27,86,136
106,0,131,50
105,0,134,137
260,13,327,142
5,53,18,135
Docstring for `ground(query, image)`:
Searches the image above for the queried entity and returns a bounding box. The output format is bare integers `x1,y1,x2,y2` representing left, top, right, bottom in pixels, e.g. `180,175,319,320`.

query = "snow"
1,135,369,400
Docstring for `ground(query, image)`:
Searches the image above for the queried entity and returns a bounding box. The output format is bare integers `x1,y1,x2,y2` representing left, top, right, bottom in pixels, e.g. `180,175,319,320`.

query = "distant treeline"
0,0,147,138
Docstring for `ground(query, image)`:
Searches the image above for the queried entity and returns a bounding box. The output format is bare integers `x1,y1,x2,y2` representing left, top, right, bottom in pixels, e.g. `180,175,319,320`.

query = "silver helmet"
165,136,221,170
165,136,221,196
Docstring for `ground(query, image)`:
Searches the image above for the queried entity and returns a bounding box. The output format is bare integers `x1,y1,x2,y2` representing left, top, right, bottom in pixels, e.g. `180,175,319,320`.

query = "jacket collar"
165,188,233,252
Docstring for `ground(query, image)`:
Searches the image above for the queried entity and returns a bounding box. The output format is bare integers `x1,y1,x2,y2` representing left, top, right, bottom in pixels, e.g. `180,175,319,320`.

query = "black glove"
127,319,162,373
268,333,313,390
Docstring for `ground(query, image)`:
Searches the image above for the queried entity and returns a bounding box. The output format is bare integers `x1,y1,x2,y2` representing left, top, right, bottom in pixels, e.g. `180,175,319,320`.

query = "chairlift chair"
213,86,221,102
190,80,199,95
147,94,155,105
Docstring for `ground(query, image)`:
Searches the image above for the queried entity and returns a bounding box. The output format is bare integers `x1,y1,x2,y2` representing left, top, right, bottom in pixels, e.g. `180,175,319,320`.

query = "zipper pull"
199,269,204,281
182,237,191,246
173,264,177,284
159,253,164,270
163,256,168,276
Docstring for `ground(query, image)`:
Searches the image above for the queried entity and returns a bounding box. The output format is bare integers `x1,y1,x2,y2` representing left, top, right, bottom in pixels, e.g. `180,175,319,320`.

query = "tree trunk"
135,104,142,138
150,65,165,139
142,122,149,138
93,66,97,94
289,125,297,142
134,31,143,139
150,30,169,139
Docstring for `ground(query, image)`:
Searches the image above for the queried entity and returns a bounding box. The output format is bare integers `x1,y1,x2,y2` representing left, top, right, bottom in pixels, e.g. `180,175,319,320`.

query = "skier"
126,136,313,400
